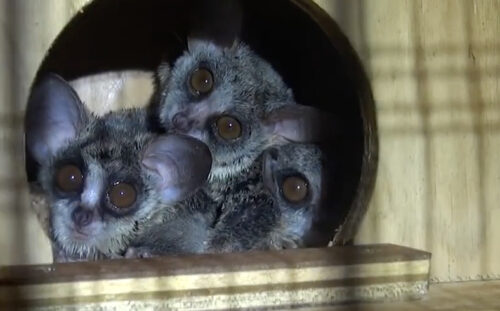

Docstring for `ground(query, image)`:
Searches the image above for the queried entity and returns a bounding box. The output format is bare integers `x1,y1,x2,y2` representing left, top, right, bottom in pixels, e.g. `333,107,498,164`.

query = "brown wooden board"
0,244,431,310
0,244,429,285
301,280,500,311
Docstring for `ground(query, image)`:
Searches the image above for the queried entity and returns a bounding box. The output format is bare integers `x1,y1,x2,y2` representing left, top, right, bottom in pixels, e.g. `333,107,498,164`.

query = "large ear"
25,73,88,165
262,105,336,144
141,134,212,204
187,0,242,50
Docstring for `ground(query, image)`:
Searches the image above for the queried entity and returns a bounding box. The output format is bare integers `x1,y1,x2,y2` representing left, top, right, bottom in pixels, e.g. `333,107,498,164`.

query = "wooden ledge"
303,280,500,311
0,244,430,310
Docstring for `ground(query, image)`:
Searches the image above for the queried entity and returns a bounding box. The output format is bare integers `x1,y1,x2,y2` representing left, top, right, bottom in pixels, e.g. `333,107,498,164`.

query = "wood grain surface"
0,244,430,310
0,0,498,285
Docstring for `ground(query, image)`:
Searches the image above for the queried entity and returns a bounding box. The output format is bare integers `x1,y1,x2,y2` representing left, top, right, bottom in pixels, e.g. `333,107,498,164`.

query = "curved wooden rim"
290,0,379,245
27,0,378,247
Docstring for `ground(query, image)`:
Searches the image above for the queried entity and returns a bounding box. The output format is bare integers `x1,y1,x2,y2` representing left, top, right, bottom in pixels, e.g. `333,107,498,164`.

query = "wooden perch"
0,244,430,310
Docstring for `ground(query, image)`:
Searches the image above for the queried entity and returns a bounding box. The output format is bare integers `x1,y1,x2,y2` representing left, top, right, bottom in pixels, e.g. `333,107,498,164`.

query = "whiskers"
54,231,99,260
53,225,134,260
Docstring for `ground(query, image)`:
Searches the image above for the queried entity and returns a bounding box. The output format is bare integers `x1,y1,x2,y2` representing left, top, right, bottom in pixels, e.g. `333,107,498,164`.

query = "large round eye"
216,116,242,140
282,176,309,203
190,68,214,95
108,182,136,209
56,165,83,193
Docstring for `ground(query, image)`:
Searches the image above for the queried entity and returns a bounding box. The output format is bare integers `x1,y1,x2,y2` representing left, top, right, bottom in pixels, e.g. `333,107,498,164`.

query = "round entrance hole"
25,0,378,246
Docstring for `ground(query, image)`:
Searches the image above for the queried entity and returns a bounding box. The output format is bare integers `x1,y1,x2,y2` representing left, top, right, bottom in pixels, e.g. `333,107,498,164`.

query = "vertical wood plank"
0,0,499,284
315,0,500,282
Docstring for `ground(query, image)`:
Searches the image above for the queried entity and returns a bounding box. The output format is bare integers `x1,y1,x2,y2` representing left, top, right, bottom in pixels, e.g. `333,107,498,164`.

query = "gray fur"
153,11,331,206
38,106,163,261
154,39,330,212
127,143,323,256
156,40,294,183
125,190,217,257
25,74,211,262
150,20,329,254
153,1,329,219
207,143,323,252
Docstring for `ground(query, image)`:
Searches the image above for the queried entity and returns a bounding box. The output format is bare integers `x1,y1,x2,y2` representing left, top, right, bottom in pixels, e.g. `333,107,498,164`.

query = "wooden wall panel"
317,0,500,282
0,0,86,265
0,0,498,283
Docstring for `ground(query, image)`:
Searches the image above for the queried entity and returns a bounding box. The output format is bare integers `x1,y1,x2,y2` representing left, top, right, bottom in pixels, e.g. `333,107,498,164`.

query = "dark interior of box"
25,0,375,245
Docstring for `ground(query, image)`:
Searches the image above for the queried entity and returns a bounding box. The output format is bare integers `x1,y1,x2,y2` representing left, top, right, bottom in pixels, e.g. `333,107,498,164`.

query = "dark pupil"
216,116,242,140
223,120,235,131
197,75,209,87
109,183,136,209
191,68,213,93
282,176,308,203
56,165,83,192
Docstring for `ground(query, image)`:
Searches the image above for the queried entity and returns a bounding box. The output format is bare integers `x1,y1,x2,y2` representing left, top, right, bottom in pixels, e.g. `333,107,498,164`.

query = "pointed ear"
141,134,212,204
25,73,88,164
188,0,242,50
262,105,335,144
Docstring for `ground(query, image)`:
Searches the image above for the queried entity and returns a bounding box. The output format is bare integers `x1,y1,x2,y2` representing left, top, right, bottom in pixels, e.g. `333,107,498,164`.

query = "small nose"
71,207,93,227
172,112,194,132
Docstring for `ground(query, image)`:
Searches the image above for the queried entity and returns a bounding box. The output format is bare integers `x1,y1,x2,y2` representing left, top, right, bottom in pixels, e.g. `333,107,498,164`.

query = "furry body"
156,41,294,183
127,143,323,256
208,143,323,252
25,74,211,262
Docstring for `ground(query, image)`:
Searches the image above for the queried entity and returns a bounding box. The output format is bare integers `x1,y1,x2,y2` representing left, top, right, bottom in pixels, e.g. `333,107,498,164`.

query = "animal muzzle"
71,206,94,227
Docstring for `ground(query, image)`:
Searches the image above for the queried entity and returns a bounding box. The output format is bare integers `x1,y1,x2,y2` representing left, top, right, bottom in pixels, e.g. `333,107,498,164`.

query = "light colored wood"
301,280,500,311
316,0,500,282
70,71,153,116
0,0,90,266
0,261,429,301
24,279,496,311
0,245,430,310
0,0,499,285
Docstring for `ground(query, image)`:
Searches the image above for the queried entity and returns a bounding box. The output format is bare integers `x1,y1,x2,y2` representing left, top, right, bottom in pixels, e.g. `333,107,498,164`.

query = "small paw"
124,247,154,259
